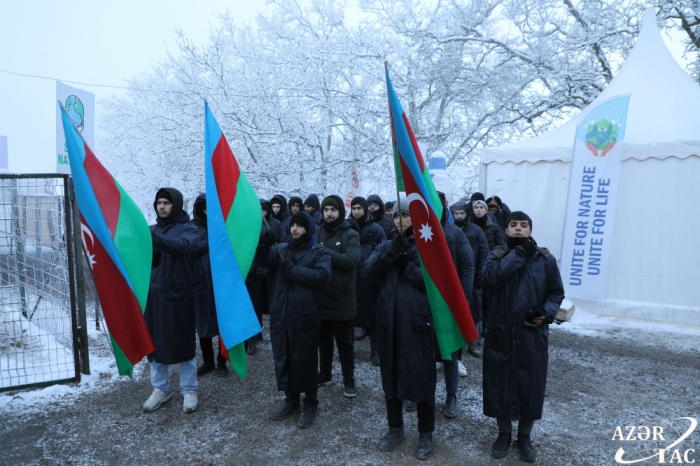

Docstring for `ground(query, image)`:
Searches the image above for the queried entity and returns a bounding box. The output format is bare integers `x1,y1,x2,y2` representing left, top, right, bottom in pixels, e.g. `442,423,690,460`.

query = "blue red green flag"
204,101,262,379
385,68,479,359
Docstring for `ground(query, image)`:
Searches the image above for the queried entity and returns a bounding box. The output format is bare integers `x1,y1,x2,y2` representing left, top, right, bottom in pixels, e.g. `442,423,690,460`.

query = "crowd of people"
142,186,564,462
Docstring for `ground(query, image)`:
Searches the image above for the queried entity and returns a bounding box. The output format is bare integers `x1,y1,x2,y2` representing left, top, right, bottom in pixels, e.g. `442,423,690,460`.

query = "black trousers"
200,337,227,365
386,396,435,433
319,319,355,380
285,388,319,408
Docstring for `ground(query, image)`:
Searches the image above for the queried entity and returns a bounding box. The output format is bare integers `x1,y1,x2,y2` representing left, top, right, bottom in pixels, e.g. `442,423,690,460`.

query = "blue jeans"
150,358,198,395
443,359,459,395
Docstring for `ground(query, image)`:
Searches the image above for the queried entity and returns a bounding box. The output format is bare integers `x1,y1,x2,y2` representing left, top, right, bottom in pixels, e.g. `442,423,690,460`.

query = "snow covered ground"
0,308,698,465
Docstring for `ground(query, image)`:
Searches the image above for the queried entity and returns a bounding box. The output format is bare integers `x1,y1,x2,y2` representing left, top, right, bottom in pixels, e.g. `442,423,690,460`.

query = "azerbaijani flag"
204,101,262,379
385,68,479,359
59,102,154,378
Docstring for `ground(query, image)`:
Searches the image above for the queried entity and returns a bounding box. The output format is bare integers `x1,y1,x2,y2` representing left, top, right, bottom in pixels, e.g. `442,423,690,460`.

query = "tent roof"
481,8,700,164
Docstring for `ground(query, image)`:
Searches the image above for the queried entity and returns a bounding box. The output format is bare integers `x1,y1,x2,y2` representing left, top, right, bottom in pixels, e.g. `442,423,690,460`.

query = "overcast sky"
0,1,690,173
0,0,269,172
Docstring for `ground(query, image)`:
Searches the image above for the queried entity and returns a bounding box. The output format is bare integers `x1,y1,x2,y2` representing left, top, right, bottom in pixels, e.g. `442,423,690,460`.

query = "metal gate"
0,174,88,392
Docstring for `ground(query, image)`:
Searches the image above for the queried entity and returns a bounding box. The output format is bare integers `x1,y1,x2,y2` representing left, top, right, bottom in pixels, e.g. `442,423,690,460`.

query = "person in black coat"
483,211,564,462
304,194,323,225
143,187,200,414
384,201,394,219
367,194,394,239
362,198,437,461
451,201,490,357
472,200,505,251
255,211,331,428
281,196,304,237
270,194,289,224
317,195,362,398
190,193,228,377
486,196,512,235
348,196,386,366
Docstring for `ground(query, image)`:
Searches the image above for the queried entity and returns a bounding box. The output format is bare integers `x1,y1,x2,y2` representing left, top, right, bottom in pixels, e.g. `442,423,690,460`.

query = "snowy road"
1,310,698,465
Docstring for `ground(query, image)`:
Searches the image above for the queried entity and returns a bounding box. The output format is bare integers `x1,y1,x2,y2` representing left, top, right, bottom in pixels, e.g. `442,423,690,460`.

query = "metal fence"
0,174,85,391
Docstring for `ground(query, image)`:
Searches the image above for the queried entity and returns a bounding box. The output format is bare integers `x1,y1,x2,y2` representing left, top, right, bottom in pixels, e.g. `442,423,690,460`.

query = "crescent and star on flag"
81,223,98,268
406,192,434,243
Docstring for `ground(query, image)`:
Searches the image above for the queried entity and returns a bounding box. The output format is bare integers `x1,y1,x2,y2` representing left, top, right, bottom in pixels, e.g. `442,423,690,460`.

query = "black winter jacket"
367,194,394,239
353,218,386,328
474,214,505,251
482,241,565,421
146,188,199,364
191,194,218,339
318,220,361,321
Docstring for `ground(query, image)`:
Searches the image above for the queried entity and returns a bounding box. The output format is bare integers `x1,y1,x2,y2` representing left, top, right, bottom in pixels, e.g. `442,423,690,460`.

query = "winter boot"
491,432,511,458
270,402,300,420
444,394,458,418
369,329,380,366
370,349,380,366
517,434,537,462
197,337,216,377
343,378,357,398
297,405,318,428
415,433,433,460
379,427,405,452
197,362,215,377
246,339,258,356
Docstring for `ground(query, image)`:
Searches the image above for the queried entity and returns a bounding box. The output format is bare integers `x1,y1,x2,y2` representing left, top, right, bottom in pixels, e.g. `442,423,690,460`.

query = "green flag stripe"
110,334,134,378
224,171,261,280
393,145,405,191
113,181,152,312
228,342,247,379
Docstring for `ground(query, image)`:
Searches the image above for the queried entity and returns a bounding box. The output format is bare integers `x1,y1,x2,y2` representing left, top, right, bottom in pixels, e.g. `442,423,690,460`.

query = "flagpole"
384,62,404,239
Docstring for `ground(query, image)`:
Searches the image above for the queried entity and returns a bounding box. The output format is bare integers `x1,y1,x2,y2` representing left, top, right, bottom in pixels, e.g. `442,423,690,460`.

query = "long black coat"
318,220,361,321
146,210,199,365
458,220,490,322
257,224,331,394
363,239,437,402
191,195,218,339
353,219,386,328
482,242,565,421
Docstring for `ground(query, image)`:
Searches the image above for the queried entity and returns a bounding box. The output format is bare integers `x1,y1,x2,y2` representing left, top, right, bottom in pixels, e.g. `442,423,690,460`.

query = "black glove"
359,229,374,245
279,256,291,271
396,253,410,272
521,237,537,257
260,229,278,246
524,307,546,327
391,234,410,253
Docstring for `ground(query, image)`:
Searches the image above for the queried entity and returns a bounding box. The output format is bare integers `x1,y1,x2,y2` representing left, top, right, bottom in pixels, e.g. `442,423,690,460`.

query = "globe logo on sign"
65,95,85,132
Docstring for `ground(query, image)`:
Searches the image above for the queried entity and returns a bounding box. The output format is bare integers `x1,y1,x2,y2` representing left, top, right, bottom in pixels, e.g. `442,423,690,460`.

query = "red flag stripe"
82,144,121,239
402,113,425,172
211,132,241,221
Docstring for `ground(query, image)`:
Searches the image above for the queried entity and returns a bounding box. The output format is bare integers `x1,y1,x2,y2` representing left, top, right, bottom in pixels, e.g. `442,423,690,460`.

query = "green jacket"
318,220,361,320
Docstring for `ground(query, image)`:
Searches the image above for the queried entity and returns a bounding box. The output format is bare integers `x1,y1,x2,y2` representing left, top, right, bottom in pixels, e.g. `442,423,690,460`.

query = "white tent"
479,9,700,326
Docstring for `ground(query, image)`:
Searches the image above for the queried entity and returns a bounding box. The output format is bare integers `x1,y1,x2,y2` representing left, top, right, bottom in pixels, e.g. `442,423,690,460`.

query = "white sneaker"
458,360,467,377
143,388,172,412
183,392,198,413
436,362,443,372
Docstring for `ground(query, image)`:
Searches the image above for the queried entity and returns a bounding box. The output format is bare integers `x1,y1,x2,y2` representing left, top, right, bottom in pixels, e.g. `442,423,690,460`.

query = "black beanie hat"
289,211,310,231
350,196,368,215
304,194,321,211
321,195,345,219
385,201,394,210
470,192,485,202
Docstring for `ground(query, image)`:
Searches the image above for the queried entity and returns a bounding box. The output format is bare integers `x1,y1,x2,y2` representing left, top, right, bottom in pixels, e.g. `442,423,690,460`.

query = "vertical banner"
342,165,361,209
0,136,7,170
56,81,95,174
560,95,631,299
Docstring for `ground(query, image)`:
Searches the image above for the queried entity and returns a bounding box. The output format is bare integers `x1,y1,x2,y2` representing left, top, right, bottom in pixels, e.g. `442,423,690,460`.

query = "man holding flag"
144,187,200,413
